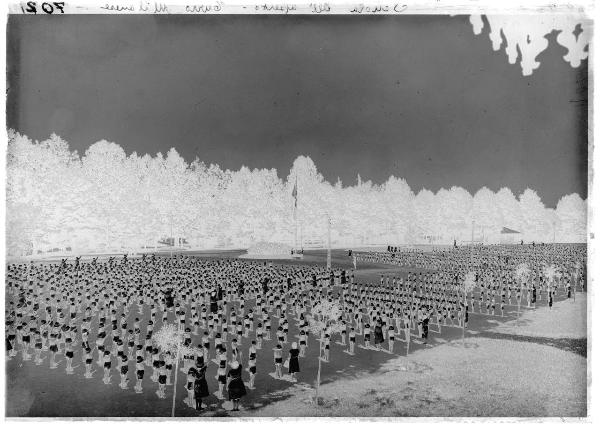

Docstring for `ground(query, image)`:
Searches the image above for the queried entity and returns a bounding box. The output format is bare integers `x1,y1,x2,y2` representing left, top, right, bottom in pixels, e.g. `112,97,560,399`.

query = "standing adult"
194,363,210,411
374,321,384,350
227,361,247,411
288,342,300,381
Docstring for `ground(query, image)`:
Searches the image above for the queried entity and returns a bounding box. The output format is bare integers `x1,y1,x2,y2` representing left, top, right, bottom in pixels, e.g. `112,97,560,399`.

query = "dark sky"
7,14,588,207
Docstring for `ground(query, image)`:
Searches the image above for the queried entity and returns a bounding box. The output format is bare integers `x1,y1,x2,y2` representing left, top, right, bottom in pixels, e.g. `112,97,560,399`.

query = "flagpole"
327,213,331,271
294,203,298,254
300,220,303,252
293,176,298,254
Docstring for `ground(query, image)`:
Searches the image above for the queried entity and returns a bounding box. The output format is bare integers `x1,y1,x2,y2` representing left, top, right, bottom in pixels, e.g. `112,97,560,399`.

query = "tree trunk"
405,332,410,369
315,349,322,404
171,348,180,417
462,294,466,347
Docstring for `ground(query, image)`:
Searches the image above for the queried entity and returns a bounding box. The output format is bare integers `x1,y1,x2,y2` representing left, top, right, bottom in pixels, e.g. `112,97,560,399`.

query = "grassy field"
251,335,587,417
5,249,588,417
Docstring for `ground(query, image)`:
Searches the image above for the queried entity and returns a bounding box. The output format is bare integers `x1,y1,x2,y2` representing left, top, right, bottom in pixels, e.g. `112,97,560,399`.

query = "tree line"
6,130,586,257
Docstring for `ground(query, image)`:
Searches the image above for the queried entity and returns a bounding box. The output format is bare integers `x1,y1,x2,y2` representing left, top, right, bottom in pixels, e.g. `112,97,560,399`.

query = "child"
119,354,129,389
143,335,152,366
218,347,228,373
102,350,112,384
388,326,395,353
7,325,17,359
216,365,227,399
49,333,59,369
165,355,174,385
186,368,196,407
323,334,331,362
214,333,223,361
273,344,283,378
349,327,356,355
202,332,210,361
283,319,289,343
248,341,257,364
404,314,411,343
299,331,307,357
247,354,257,389
65,338,75,374
256,323,263,349
157,361,167,399
244,316,251,338
363,324,371,348
201,307,208,329
276,326,285,346
135,355,145,393
127,333,135,360
151,348,160,382
236,322,243,343
265,316,272,341
34,332,44,365
221,319,229,343
208,316,215,338
231,338,239,362
83,345,94,378
81,328,90,350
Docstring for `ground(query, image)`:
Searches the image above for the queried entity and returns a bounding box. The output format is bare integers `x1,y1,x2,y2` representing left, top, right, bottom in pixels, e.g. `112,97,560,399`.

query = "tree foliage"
6,131,587,256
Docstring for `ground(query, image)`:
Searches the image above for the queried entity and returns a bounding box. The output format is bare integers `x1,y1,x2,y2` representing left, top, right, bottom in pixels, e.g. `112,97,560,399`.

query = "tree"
5,131,580,254
382,176,415,244
556,194,586,243
306,300,345,402
154,323,197,417
472,187,502,243
514,262,531,327
519,189,548,242
82,140,131,250
495,187,523,232
469,15,590,76
412,189,437,243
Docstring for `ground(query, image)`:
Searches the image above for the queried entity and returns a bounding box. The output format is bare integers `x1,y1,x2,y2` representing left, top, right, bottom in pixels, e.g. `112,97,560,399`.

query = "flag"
291,176,298,208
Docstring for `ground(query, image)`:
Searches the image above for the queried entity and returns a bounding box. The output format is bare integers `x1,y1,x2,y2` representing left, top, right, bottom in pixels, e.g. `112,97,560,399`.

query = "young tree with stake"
515,263,531,327
154,323,197,417
306,300,345,403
